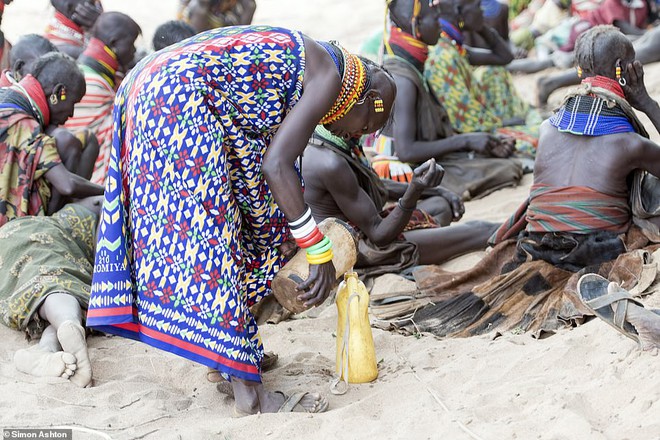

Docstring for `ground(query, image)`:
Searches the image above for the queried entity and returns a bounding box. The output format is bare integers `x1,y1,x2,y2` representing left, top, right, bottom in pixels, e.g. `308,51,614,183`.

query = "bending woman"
86,25,396,415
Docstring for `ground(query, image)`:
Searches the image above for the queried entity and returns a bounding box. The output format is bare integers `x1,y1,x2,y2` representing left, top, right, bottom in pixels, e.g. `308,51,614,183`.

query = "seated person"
44,0,102,59
178,0,256,33
64,12,141,185
0,196,102,387
0,52,103,225
562,0,650,52
152,20,196,52
0,34,58,86
465,0,528,58
1,35,99,193
304,126,498,277
538,25,660,106
426,0,540,159
372,0,522,200
383,26,660,346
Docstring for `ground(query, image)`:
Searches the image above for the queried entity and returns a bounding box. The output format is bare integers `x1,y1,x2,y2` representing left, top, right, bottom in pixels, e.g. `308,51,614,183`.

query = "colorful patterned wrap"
425,36,540,158
86,26,307,382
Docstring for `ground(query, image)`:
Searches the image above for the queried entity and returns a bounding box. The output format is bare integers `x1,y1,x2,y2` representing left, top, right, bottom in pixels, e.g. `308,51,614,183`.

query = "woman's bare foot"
57,321,92,387
14,346,77,379
231,377,328,415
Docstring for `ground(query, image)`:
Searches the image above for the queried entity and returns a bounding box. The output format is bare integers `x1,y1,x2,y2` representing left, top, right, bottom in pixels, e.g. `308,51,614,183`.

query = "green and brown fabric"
0,203,98,338
0,98,61,226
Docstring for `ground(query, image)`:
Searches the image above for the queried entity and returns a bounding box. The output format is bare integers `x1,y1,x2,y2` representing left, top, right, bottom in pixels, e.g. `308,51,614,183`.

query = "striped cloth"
489,184,630,244
64,65,114,185
526,184,630,233
43,12,85,50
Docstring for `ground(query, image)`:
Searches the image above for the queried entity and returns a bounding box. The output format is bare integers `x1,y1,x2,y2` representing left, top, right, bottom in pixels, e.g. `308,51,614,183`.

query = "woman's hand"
623,60,654,111
436,187,464,221
295,261,336,308
410,159,445,193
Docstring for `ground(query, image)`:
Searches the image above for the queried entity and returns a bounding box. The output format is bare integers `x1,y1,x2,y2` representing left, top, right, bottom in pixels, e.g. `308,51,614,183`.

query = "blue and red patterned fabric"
86,26,306,382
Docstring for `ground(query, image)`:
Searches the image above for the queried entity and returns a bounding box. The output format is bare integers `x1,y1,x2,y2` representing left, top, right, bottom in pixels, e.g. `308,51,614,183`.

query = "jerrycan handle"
330,291,360,395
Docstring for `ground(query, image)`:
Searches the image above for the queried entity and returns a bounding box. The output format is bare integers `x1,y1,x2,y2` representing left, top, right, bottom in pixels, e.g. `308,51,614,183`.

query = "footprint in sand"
14,345,77,379
57,321,93,387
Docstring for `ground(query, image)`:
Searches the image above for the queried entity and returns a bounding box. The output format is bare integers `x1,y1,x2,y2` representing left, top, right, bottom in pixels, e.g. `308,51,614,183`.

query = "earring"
374,98,385,113
615,63,626,87
49,94,58,105
60,91,67,101
458,17,465,29
576,66,582,78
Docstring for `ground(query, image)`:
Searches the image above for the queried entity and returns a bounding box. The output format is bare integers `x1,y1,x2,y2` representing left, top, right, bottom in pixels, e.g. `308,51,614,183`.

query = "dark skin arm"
312,151,444,246
623,60,660,134
44,163,104,214
262,36,341,308
614,20,645,37
466,26,514,66
381,179,464,221
392,76,512,162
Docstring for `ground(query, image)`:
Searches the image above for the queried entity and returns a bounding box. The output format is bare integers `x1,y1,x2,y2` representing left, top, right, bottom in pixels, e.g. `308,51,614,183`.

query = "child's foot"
57,321,92,387
14,345,77,379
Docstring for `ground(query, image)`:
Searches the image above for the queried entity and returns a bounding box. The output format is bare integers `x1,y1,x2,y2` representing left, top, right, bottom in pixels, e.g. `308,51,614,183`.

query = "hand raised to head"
622,60,653,111
72,1,102,30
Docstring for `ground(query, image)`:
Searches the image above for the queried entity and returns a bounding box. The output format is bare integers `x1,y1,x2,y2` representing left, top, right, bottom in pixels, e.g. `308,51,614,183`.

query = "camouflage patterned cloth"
0,89,62,226
0,203,98,339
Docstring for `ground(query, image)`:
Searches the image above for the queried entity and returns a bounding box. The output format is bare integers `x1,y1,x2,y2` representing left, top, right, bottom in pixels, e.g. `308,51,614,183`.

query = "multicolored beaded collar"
320,44,368,126
439,18,466,56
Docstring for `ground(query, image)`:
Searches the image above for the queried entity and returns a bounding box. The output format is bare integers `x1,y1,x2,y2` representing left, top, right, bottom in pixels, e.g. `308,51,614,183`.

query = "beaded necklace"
79,38,120,90
582,75,625,99
438,19,466,56
319,44,367,126
46,12,85,47
385,26,429,73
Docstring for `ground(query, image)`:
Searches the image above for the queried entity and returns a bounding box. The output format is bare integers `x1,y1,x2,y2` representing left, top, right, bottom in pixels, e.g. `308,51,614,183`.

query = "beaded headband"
320,44,368,126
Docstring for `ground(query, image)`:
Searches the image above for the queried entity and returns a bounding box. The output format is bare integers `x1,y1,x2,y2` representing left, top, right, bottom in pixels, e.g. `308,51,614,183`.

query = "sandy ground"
1,1,660,439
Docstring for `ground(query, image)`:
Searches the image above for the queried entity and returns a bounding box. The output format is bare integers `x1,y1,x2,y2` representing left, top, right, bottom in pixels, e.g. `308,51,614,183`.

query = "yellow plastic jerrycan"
331,271,378,394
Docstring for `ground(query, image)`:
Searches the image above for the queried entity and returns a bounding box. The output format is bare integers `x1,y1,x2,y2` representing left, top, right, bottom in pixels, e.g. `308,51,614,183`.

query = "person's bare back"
534,120,653,198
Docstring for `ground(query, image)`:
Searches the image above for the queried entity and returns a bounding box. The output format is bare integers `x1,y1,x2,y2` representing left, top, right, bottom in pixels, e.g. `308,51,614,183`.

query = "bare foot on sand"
234,385,328,415
57,321,92,387
14,346,77,379
626,304,660,352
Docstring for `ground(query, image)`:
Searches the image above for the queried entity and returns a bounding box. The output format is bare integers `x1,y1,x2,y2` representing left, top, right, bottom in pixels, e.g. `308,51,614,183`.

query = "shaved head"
10,34,59,78
153,20,195,51
31,52,85,98
575,25,635,78
388,0,440,44
90,12,141,68
91,11,141,43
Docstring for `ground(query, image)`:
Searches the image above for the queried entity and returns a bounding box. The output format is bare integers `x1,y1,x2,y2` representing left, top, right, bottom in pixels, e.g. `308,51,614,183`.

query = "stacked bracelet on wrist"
289,206,334,265
397,198,415,213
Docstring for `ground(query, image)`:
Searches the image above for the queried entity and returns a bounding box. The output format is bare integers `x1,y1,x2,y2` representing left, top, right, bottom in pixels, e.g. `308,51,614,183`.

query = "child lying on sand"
0,196,102,387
